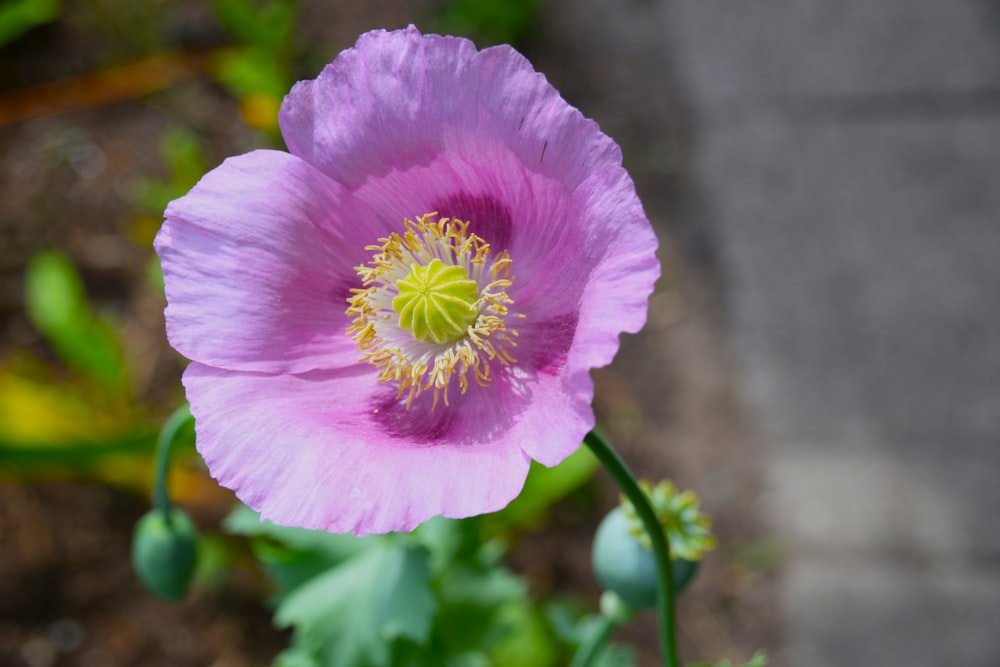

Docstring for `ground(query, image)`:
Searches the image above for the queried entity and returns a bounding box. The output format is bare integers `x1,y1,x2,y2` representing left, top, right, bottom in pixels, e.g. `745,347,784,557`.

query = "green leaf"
430,564,525,658
160,126,206,191
24,252,80,332
24,252,126,390
546,604,635,667
273,645,321,667
0,0,60,47
688,651,768,667
209,45,292,98
413,516,482,573
439,563,526,609
275,542,437,667
225,504,370,557
214,0,296,52
0,433,154,467
224,504,374,600
132,126,207,216
590,644,636,667
486,445,598,531
434,0,538,47
486,602,557,667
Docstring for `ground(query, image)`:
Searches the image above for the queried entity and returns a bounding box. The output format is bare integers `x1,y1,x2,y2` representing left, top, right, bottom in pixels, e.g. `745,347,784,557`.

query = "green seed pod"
592,507,699,610
132,508,199,601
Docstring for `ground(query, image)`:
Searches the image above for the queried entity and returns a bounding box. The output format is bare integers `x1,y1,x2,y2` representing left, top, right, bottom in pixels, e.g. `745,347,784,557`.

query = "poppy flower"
155,26,658,535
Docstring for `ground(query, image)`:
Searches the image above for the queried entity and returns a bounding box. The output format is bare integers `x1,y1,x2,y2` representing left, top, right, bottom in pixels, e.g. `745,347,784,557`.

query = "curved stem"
569,614,617,667
584,429,680,667
152,404,193,516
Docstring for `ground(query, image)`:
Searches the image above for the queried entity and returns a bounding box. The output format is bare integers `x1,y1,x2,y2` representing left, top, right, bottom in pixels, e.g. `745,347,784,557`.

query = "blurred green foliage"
548,606,635,667
210,0,298,133
689,652,768,667
226,471,633,667
433,0,539,48
215,0,296,52
4,124,208,480
1,2,714,665
0,0,60,46
2,250,157,481
132,126,208,218
483,445,597,533
25,251,127,390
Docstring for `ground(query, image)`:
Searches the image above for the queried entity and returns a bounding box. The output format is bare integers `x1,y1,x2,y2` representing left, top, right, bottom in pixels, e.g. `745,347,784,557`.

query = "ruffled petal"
161,28,660,535
279,26,621,194
336,140,658,385
567,166,661,369
503,364,595,467
157,150,386,374
363,323,593,469
279,27,658,382
183,363,532,535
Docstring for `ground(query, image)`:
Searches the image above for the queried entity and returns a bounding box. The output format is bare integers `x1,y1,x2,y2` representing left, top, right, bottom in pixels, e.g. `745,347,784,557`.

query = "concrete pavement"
541,1,1000,664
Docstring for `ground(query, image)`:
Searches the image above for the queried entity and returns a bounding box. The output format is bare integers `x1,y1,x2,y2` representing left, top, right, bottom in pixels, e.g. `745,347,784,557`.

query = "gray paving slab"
657,1,1000,665
763,443,1000,559
782,561,1000,667
665,0,1000,108
698,116,1000,443
541,0,1000,663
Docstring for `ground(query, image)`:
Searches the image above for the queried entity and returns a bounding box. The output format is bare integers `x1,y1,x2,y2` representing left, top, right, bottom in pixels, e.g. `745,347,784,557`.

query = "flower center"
392,259,479,344
346,214,520,409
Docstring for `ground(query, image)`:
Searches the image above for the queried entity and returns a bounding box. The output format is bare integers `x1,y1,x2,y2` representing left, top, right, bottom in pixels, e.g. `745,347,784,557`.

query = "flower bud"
592,507,699,610
132,508,199,601
599,591,635,624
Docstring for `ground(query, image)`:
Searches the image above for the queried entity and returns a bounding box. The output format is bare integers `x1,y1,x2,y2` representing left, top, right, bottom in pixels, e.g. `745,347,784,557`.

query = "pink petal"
278,27,659,383
504,363,596,467
157,150,386,374
159,28,661,534
279,26,621,194
569,166,661,369
337,142,659,387
183,363,533,535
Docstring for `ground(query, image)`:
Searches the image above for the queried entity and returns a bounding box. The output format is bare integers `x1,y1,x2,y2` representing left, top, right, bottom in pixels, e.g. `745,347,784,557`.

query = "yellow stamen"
346,213,520,408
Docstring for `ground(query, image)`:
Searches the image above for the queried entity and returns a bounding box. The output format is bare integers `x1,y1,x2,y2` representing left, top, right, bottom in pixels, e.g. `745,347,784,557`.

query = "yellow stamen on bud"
392,259,479,344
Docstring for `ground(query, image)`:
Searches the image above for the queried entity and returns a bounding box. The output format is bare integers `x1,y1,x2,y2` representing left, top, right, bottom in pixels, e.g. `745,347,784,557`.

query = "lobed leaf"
275,542,436,667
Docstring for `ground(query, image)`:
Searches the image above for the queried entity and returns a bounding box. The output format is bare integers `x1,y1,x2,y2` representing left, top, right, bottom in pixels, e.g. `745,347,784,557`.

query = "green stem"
584,429,680,667
569,613,617,667
152,404,193,515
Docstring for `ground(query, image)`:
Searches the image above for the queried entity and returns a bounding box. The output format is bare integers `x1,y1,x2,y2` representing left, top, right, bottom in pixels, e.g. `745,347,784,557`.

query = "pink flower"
155,26,659,535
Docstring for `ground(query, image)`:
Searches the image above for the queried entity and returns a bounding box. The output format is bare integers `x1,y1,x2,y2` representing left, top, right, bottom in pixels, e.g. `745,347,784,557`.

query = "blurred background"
1,1,997,666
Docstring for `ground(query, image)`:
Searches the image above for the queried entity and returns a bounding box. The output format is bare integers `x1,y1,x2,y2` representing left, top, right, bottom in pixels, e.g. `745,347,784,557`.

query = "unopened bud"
592,507,700,610
132,508,198,601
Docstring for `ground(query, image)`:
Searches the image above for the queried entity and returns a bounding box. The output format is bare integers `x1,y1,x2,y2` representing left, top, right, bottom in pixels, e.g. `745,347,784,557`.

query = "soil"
0,2,780,665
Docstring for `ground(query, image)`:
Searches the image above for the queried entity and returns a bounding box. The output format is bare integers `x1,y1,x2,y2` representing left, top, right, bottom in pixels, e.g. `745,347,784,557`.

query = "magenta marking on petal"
515,314,578,375
164,26,662,534
182,362,534,535
371,390,463,442
369,365,530,445
330,276,360,305
435,192,513,251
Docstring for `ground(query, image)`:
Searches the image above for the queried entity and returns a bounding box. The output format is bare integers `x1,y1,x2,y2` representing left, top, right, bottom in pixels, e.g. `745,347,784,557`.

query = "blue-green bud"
132,508,199,601
592,507,699,610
